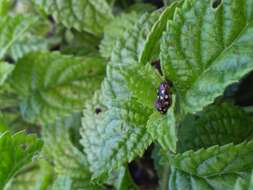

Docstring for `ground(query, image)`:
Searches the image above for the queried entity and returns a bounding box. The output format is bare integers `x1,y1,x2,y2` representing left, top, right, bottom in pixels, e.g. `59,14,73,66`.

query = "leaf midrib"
184,20,250,95
0,17,37,59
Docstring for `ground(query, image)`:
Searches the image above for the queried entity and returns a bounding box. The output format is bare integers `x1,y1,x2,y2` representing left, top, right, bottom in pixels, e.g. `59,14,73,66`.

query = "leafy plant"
1,0,253,189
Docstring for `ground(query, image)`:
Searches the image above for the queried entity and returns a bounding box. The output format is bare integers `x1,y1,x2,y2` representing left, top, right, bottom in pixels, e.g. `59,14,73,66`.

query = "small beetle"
155,80,172,114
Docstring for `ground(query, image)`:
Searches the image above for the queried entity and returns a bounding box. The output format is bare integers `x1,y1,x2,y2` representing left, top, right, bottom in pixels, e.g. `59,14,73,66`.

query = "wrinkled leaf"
10,51,105,124
161,0,253,114
34,0,113,35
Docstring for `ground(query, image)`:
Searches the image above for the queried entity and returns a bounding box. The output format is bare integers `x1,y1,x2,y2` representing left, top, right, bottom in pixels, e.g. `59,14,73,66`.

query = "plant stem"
161,164,170,190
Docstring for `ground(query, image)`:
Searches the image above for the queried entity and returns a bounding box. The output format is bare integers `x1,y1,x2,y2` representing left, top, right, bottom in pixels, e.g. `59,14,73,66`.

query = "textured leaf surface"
0,62,14,86
100,12,140,59
43,114,103,190
10,51,105,124
167,139,253,177
8,35,48,61
0,16,37,59
114,167,138,190
161,0,253,114
0,131,42,189
81,12,160,179
147,95,177,152
5,161,54,190
34,0,113,35
178,103,253,152
123,64,161,109
140,1,182,65
102,12,159,107
51,176,72,190
80,94,153,178
169,167,250,190
233,170,253,190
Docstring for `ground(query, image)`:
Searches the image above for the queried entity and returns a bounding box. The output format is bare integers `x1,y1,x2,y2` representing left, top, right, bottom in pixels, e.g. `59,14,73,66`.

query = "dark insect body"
155,80,172,114
151,60,163,76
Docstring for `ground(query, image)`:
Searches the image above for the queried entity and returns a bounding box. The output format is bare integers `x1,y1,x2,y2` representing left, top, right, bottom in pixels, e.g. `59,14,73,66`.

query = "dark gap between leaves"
128,144,159,189
212,0,222,9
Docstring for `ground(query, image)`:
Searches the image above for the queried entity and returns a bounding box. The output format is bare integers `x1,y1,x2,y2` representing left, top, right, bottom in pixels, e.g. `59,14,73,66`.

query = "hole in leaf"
95,107,102,114
212,0,222,9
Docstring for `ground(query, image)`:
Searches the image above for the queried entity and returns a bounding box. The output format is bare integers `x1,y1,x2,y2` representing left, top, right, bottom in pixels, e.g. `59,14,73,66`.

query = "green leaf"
0,16,37,59
82,12,160,179
161,0,253,114
169,167,250,190
10,51,105,124
167,139,253,177
0,120,8,133
233,170,253,190
140,1,182,65
126,3,156,13
51,174,106,190
51,176,72,190
43,113,103,190
34,0,113,35
8,35,48,61
122,64,161,109
0,131,42,189
0,14,50,61
147,95,177,152
0,86,34,133
99,12,140,59
0,0,10,16
62,30,100,56
5,161,54,190
0,62,14,86
114,167,138,190
102,12,160,107
80,95,153,178
178,103,253,152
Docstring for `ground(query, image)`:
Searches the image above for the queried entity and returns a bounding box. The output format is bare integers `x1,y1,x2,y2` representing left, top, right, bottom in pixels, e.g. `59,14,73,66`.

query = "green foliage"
102,12,159,106
80,11,161,180
0,131,42,189
5,161,54,190
147,95,177,152
10,51,105,124
234,171,253,190
167,139,253,177
34,0,113,35
178,103,253,152
0,16,38,59
169,167,249,190
43,113,103,190
161,0,253,114
123,64,161,109
114,167,138,190
0,62,13,85
140,0,182,65
8,34,48,61
81,95,153,178
1,0,253,189
0,0,10,16
100,12,140,59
